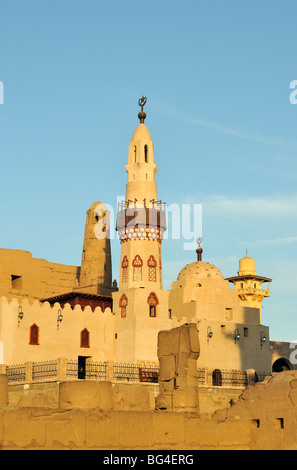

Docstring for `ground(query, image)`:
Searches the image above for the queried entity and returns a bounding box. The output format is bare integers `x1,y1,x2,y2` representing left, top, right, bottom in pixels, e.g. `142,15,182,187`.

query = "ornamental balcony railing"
117,200,166,212
2,360,271,388
116,201,167,232
237,286,270,296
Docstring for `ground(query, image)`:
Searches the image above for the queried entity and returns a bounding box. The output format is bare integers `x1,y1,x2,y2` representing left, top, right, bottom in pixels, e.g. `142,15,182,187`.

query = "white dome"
177,261,224,286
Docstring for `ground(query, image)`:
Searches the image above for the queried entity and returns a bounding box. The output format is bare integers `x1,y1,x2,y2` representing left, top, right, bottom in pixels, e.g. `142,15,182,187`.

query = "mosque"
0,98,292,379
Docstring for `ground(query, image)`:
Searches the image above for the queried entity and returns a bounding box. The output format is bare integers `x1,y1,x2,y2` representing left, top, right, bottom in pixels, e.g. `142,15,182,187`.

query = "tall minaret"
113,97,169,364
116,97,166,291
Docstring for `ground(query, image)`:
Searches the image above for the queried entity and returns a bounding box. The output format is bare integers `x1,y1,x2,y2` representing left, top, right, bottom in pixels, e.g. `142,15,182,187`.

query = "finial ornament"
196,237,203,248
196,237,203,261
138,96,147,123
138,96,147,110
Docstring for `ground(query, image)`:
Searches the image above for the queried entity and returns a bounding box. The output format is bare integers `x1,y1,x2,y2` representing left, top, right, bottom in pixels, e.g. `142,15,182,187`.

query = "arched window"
144,145,148,163
147,255,157,282
122,255,128,282
80,328,90,348
132,255,143,282
29,324,39,345
119,294,128,319
134,145,137,162
147,292,159,317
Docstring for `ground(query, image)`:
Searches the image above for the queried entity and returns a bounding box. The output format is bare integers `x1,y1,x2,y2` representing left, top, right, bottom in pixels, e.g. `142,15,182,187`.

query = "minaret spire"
138,96,147,123
116,97,167,291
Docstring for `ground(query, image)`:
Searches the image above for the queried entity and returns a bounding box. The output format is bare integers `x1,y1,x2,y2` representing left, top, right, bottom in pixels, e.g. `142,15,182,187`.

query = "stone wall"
215,370,297,449
7,380,159,412
0,407,254,450
0,248,80,300
155,323,200,412
7,379,244,414
2,372,297,449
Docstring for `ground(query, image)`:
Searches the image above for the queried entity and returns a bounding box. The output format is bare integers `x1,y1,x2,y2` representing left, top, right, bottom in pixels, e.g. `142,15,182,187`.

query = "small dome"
132,123,152,142
177,261,224,286
238,254,256,276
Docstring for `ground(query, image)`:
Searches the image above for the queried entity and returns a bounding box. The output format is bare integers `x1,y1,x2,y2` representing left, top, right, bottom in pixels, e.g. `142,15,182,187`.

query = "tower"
116,97,166,291
226,253,272,323
113,97,170,363
79,201,113,295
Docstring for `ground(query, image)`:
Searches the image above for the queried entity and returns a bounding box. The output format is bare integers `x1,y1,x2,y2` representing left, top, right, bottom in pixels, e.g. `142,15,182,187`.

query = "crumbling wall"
215,370,297,449
155,323,200,412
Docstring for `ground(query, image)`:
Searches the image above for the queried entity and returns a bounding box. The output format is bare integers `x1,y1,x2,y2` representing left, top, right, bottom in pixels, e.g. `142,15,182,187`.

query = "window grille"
147,255,157,282
132,255,143,282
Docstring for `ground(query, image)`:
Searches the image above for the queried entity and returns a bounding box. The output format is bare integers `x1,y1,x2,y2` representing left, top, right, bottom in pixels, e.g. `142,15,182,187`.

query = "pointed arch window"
80,328,90,348
147,255,157,282
29,324,39,345
147,292,159,317
132,255,143,282
119,294,128,319
122,255,129,283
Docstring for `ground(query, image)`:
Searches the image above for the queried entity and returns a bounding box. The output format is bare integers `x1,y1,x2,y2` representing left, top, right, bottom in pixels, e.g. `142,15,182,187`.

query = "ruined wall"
155,323,200,412
2,371,297,449
0,248,80,300
0,407,254,450
215,370,297,449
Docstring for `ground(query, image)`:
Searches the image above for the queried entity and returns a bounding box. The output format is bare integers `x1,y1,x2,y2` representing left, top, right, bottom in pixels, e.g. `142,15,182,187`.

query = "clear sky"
0,0,297,342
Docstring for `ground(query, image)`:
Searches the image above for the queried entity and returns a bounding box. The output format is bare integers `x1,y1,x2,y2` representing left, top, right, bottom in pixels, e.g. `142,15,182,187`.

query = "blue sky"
0,0,297,342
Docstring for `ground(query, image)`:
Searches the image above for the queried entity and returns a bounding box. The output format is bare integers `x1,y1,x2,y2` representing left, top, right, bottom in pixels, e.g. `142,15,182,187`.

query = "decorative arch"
29,323,39,345
121,255,128,282
147,292,159,317
80,328,90,348
132,255,143,282
119,294,128,319
147,255,157,282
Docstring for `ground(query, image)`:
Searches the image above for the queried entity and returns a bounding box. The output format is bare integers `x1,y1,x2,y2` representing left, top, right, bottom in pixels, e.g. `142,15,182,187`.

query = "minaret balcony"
116,201,167,244
237,286,270,301
116,201,167,232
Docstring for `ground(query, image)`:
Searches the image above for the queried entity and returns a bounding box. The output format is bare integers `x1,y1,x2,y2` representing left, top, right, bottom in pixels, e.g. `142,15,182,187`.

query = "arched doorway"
272,358,291,373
